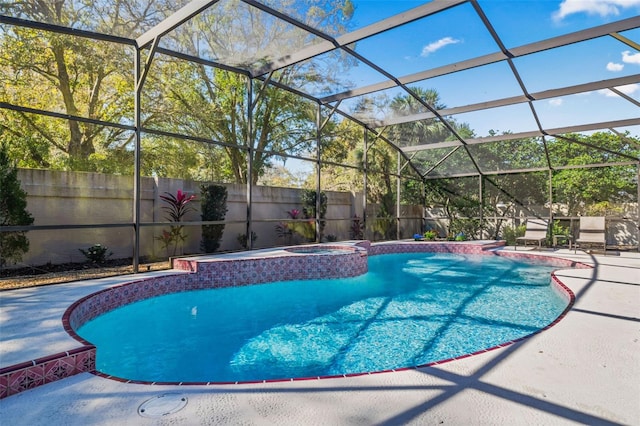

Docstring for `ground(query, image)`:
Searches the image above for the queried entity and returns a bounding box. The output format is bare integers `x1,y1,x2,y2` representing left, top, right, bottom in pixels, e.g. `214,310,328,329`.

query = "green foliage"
200,184,228,253
300,189,327,241
423,230,437,240
0,143,34,267
289,219,317,242
420,131,639,241
78,244,112,264
454,233,467,242
385,87,450,148
275,209,299,245
585,201,623,216
301,190,327,220
156,190,197,256
371,216,395,241
0,24,134,172
372,176,397,241
237,231,257,249
1,1,356,180
549,132,639,215
547,220,569,246
550,220,569,236
349,214,364,240
449,218,480,240
502,224,526,245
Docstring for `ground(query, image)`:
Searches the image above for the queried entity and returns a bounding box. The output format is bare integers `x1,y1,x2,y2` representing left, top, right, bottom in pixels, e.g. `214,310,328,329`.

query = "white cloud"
549,98,564,106
622,50,640,65
606,62,624,71
598,83,639,97
553,0,640,21
420,37,461,57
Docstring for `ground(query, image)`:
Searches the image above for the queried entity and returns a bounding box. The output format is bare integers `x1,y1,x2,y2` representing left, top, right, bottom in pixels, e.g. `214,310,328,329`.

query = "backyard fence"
12,169,423,267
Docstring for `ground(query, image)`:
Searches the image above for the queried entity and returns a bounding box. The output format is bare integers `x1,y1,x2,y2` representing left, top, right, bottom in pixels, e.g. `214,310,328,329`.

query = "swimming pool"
75,251,569,383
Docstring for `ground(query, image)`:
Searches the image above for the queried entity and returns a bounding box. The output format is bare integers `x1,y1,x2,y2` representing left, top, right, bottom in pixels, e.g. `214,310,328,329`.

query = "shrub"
502,224,526,245
79,244,113,264
423,230,437,240
547,220,569,246
275,209,299,245
156,190,196,256
300,190,327,242
200,184,228,253
349,215,364,240
449,218,480,240
237,231,257,249
0,143,34,268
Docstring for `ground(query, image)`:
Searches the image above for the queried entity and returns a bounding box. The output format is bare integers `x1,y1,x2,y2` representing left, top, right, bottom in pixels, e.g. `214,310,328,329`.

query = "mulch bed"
0,259,170,291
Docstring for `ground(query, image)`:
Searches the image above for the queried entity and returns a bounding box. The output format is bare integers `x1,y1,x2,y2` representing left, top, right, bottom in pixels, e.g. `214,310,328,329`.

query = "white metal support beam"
136,0,220,48
403,117,640,152
374,73,640,128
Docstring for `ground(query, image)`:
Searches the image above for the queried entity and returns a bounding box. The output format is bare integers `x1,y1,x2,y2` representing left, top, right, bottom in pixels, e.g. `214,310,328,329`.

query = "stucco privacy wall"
16,169,420,266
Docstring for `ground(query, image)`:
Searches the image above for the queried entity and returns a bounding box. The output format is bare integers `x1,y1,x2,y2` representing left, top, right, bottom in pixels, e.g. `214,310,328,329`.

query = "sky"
331,0,640,137
280,0,640,178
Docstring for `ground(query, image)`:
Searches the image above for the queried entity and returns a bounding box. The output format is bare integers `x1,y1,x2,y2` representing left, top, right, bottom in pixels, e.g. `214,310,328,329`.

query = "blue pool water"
77,253,567,383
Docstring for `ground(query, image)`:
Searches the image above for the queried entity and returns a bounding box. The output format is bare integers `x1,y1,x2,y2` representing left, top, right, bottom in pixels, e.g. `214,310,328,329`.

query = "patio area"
1,247,638,425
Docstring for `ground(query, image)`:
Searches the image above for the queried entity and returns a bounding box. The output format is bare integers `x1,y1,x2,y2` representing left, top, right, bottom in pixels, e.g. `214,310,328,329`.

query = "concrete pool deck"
0,246,639,425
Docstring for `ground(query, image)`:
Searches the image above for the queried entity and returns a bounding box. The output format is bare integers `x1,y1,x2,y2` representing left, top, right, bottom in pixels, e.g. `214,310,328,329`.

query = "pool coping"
0,240,593,398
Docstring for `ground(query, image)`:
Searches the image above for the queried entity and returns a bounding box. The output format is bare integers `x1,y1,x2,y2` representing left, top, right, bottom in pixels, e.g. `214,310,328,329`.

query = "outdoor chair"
515,218,548,250
575,216,607,254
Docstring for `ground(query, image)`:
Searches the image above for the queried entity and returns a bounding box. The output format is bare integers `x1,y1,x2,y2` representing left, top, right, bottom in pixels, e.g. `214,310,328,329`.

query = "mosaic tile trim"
188,246,368,289
491,250,592,270
0,346,95,399
2,240,585,397
368,241,506,256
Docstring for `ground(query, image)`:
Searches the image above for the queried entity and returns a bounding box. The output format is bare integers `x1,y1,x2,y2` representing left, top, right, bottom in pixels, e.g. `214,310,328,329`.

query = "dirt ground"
0,260,171,291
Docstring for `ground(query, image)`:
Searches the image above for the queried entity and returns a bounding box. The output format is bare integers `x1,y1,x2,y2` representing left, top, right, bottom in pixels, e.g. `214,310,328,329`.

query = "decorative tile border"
184,245,367,289
367,240,506,256
1,241,588,398
491,249,592,270
0,346,95,399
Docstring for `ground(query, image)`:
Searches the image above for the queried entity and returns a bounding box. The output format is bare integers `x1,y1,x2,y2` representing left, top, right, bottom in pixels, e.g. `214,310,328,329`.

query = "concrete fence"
12,170,423,267
15,170,635,268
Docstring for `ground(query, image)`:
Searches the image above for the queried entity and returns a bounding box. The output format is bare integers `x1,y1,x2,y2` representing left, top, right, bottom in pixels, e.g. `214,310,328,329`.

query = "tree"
258,163,310,188
549,132,640,215
314,116,364,192
421,131,550,239
142,0,356,184
385,87,451,147
0,0,186,172
1,0,358,180
0,143,34,268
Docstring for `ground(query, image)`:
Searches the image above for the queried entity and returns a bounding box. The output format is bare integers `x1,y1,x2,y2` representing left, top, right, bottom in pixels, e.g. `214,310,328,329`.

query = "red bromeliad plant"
157,190,197,256
159,190,197,222
274,208,315,244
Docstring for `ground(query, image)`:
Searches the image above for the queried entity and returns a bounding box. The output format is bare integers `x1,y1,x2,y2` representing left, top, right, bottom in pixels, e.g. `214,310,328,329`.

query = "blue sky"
276,0,640,179
333,0,640,138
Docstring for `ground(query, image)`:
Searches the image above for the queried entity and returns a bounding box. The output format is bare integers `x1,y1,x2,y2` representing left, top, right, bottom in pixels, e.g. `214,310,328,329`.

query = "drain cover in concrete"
138,393,188,418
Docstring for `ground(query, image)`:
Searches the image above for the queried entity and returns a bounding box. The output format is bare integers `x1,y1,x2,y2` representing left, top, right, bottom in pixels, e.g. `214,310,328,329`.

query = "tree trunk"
51,41,95,165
